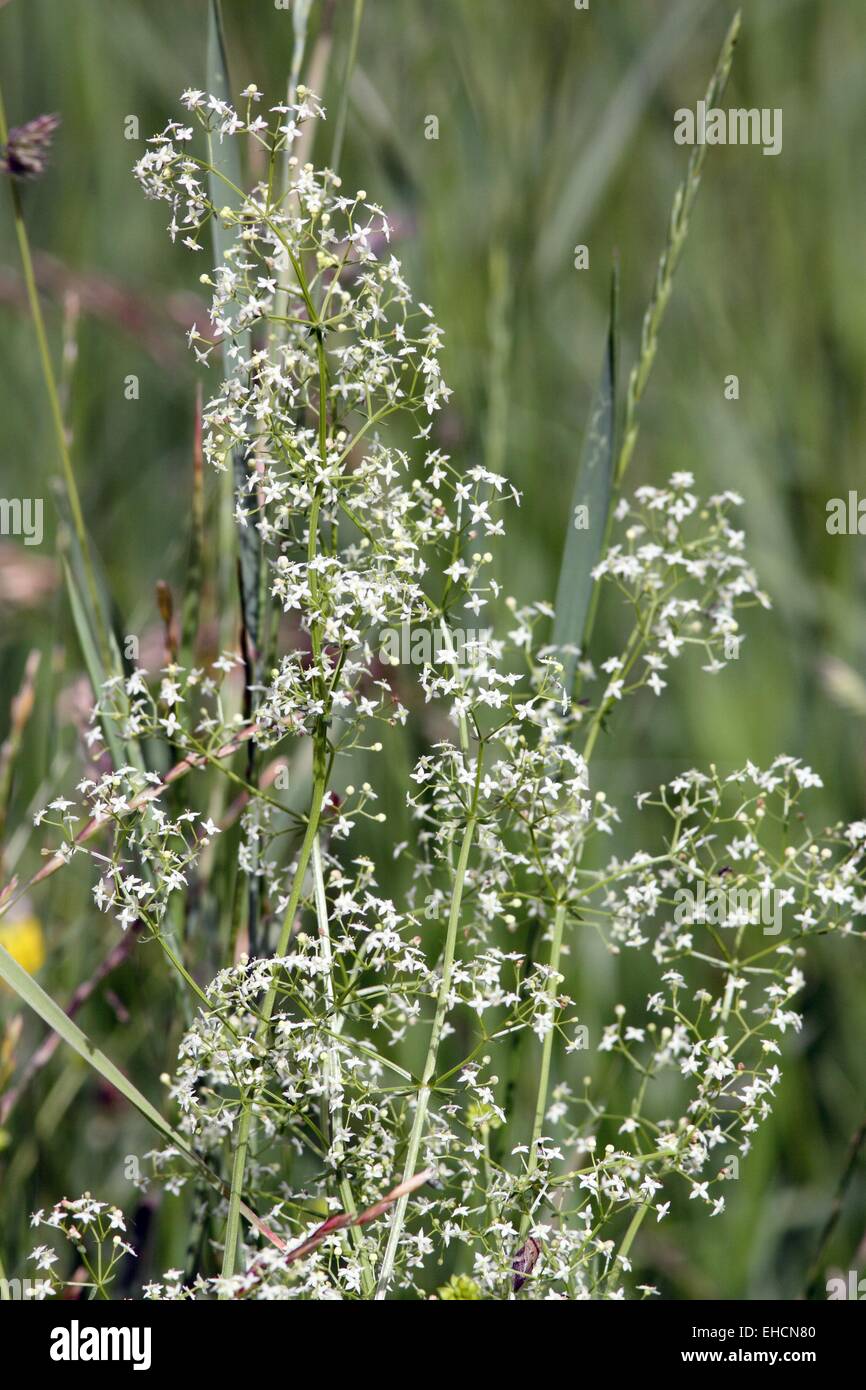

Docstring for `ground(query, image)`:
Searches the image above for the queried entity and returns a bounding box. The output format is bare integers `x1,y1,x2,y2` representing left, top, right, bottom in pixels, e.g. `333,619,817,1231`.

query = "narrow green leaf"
0,941,283,1250
60,552,126,773
552,266,619,692
56,493,145,774
0,940,180,1147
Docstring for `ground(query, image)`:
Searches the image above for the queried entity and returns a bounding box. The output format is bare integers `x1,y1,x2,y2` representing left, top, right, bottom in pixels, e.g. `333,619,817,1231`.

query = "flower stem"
606,1201,650,1293
220,773,326,1285
311,831,375,1295
375,805,478,1299
0,80,111,674
220,1100,254,1288
519,900,567,1239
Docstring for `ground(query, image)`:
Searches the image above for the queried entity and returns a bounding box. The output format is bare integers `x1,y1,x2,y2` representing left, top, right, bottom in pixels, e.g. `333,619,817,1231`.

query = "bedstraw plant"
4,13,865,1302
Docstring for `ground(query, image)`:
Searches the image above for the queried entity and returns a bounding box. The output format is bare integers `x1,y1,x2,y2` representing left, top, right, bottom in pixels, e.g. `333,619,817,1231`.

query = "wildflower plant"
7,37,866,1303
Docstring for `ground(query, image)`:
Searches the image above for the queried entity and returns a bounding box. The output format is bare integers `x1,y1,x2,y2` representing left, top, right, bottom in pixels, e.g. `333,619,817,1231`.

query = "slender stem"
581,604,656,762
220,1102,254,1288
311,832,375,1295
372,616,478,1295
719,969,737,1023
220,774,326,1285
804,1111,866,1298
375,804,479,1299
607,1202,651,1293
519,606,646,1233
0,80,110,672
519,901,567,1239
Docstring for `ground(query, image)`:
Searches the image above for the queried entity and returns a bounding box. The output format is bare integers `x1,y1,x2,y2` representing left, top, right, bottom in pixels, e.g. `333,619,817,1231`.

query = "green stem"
220,773,326,1285
220,1101,253,1288
311,831,375,1295
0,79,110,673
606,1201,651,1293
375,806,479,1299
519,901,567,1239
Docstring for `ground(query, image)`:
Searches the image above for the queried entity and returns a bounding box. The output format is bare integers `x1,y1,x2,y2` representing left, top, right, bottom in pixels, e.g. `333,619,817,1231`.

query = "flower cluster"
27,1196,135,1299
577,474,770,721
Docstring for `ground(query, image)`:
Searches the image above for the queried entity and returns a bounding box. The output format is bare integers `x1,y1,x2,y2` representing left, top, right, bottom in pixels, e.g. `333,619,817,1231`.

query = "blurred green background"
1,0,865,1298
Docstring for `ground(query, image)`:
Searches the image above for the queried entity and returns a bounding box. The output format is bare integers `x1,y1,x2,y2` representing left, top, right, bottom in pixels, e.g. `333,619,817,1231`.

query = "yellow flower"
0,914,45,976
437,1274,482,1301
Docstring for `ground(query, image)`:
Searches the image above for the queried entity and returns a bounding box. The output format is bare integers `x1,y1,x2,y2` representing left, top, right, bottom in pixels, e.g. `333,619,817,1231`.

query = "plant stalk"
0,79,111,673
220,773,326,1285
519,901,567,1239
375,806,478,1299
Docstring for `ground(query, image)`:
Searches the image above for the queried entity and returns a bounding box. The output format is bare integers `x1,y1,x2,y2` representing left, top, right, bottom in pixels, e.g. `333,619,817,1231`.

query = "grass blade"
552,265,618,691
60,551,126,772
485,245,512,478
0,939,283,1251
0,939,184,1148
